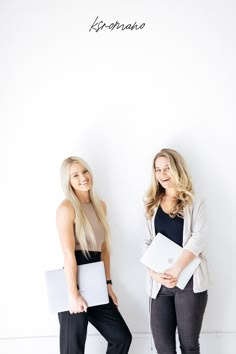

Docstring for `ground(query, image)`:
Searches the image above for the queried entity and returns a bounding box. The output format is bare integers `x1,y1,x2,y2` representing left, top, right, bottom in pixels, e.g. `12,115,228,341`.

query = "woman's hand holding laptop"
148,268,177,288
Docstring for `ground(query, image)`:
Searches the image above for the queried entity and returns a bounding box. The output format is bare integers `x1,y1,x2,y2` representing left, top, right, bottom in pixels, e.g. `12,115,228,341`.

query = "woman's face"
69,162,92,193
154,156,174,190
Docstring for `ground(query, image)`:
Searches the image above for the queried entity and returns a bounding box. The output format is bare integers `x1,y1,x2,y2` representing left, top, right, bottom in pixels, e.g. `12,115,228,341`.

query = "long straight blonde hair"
60,156,110,255
144,148,194,219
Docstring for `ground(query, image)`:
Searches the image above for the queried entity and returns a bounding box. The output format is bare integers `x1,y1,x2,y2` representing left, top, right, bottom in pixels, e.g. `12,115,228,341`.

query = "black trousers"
150,278,208,354
58,251,132,354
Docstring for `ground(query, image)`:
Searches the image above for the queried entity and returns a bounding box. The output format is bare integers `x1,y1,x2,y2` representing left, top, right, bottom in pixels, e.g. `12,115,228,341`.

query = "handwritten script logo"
89,16,145,33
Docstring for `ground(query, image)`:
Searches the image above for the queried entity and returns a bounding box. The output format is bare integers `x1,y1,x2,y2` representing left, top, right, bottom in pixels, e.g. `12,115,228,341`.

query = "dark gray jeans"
150,278,207,354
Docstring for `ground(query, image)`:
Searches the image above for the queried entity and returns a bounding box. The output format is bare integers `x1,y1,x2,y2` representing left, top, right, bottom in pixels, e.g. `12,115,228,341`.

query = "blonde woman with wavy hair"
145,148,193,219
143,148,210,354
56,156,131,354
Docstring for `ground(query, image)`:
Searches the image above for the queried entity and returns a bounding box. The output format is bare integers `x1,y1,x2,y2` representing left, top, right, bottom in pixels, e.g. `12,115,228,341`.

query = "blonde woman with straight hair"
56,156,132,354
143,148,210,354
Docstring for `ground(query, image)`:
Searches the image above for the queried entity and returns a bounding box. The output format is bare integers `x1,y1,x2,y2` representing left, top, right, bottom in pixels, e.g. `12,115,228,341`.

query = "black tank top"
154,206,184,246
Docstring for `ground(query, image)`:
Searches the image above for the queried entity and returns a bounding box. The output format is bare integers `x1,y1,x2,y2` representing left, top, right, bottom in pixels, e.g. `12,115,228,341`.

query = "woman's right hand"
149,268,177,288
68,293,88,314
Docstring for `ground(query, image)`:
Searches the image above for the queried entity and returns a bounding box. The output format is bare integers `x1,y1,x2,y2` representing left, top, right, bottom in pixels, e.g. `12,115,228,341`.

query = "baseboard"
0,332,235,354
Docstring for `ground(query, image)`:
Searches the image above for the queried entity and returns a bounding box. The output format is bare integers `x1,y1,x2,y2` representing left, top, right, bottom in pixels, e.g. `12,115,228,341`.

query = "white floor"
0,332,235,354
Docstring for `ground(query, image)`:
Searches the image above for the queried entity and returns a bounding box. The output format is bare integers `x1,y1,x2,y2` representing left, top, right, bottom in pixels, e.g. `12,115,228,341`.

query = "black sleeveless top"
154,206,184,246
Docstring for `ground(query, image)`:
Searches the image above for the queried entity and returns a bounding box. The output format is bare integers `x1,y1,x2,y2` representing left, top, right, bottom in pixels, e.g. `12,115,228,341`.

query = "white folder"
45,261,109,313
140,233,201,290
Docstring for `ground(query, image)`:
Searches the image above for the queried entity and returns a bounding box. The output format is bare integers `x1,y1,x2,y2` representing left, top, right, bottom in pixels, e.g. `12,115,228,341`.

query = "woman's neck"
164,188,177,199
75,191,90,204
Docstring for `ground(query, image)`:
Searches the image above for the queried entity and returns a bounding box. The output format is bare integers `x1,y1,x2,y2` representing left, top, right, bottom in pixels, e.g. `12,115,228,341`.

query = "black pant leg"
58,311,88,354
151,287,177,354
175,279,208,354
87,297,132,354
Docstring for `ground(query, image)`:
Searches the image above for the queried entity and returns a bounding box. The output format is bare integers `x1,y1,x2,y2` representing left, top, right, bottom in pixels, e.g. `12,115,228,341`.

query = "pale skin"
56,162,118,315
149,156,196,288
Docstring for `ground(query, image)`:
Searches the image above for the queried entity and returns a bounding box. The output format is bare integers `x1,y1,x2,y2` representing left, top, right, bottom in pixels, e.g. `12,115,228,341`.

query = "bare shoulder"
56,199,75,220
100,200,107,214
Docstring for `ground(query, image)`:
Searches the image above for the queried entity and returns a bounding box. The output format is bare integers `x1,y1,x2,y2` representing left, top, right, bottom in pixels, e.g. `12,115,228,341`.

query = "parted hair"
144,148,194,219
60,156,110,255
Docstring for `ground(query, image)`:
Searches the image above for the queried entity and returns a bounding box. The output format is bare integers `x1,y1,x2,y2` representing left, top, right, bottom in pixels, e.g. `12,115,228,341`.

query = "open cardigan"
144,195,210,298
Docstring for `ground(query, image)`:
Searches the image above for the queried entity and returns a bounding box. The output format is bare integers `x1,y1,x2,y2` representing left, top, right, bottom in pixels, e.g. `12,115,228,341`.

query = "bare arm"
100,201,118,305
56,200,87,313
101,241,111,282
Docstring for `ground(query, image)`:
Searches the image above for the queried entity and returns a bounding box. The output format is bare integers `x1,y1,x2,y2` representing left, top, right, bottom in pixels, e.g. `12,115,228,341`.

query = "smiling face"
69,162,92,194
154,156,175,190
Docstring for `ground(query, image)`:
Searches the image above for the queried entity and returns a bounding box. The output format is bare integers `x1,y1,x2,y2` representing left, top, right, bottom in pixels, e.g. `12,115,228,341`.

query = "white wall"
0,0,235,353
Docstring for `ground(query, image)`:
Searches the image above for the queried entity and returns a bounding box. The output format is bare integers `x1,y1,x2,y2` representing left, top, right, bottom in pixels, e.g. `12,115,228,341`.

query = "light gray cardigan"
144,195,210,298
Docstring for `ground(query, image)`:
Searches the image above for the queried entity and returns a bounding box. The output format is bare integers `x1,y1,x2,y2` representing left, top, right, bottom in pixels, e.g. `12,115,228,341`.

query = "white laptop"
45,261,109,313
140,233,201,290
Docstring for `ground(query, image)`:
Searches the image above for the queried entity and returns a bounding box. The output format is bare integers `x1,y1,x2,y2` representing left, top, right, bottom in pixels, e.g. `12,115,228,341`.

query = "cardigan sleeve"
142,218,154,255
183,198,208,256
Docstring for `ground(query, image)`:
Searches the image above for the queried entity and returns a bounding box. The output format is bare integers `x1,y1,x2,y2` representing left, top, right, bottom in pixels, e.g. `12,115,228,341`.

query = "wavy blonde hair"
60,156,110,255
144,148,194,219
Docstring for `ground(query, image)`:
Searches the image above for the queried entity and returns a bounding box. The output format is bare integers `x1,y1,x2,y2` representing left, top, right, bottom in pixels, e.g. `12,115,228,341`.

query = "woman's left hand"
107,285,118,306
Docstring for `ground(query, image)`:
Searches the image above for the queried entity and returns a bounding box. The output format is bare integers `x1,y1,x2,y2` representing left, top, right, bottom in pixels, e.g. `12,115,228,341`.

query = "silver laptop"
140,233,201,289
45,261,109,313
